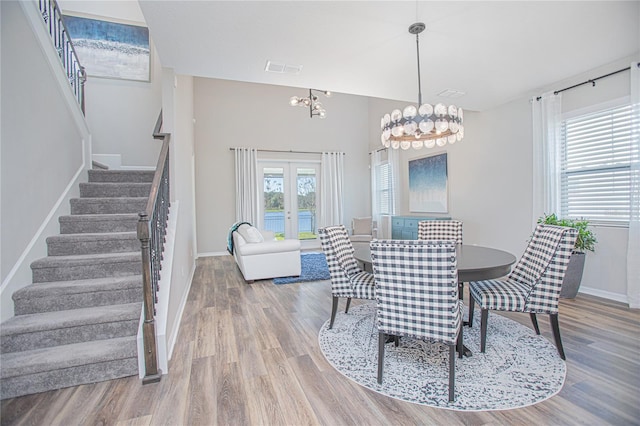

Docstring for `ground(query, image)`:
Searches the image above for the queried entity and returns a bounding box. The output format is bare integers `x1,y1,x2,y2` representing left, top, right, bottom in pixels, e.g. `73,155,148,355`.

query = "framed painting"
409,152,448,213
63,14,150,82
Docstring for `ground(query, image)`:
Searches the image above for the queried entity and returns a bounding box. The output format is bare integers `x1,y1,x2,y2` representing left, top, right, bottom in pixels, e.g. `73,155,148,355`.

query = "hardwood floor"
2,254,639,425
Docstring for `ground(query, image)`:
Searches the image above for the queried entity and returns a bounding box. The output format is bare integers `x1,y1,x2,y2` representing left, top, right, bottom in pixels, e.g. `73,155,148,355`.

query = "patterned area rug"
273,252,330,284
318,303,566,411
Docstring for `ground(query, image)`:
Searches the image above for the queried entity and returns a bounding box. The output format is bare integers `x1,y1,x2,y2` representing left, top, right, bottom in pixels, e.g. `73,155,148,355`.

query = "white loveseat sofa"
232,224,301,282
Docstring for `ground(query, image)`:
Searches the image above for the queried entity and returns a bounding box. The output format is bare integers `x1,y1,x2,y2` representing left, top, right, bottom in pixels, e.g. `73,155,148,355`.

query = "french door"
259,161,319,241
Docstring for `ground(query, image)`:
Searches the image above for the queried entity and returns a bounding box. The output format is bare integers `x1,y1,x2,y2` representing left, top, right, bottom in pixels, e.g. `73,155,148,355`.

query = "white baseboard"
197,251,230,258
121,165,156,171
166,263,195,362
92,154,122,170
0,163,86,321
578,286,629,305
92,154,155,171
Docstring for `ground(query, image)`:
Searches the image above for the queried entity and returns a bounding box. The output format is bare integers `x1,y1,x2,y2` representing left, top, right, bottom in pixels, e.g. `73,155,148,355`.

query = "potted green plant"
537,213,597,298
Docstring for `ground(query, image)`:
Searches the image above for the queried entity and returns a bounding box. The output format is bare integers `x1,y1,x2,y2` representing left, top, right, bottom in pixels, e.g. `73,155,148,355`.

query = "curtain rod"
229,148,344,155
536,63,637,101
369,147,388,155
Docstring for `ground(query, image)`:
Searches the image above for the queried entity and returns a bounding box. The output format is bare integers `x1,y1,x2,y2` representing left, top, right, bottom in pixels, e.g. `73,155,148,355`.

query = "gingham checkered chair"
371,239,463,402
418,220,463,244
419,220,464,300
468,224,578,359
318,225,376,329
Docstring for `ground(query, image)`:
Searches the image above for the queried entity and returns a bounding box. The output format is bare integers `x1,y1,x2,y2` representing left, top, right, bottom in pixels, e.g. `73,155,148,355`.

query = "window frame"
374,161,392,216
559,96,636,227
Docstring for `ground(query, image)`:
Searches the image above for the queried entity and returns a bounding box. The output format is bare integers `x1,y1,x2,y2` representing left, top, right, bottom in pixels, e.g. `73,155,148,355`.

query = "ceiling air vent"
438,89,466,98
265,60,302,74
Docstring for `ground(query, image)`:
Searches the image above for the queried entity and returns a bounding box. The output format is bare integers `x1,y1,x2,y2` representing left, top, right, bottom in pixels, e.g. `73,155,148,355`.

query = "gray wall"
1,1,91,320
193,78,371,255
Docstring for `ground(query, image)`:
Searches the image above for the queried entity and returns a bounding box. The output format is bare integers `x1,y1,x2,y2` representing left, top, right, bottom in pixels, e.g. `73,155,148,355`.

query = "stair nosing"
13,275,142,299
59,213,139,221
0,336,138,378
47,231,138,242
1,303,142,335
31,251,141,268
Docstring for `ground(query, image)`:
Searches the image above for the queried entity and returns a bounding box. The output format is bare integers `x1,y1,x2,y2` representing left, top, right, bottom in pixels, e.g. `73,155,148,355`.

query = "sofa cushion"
237,224,264,243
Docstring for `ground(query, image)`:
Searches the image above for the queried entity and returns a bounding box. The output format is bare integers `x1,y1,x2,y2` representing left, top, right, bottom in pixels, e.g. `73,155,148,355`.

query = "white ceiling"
138,1,640,111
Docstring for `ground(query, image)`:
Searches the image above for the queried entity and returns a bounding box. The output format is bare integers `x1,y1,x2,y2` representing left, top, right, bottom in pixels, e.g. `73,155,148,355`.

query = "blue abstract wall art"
409,152,448,213
63,15,150,82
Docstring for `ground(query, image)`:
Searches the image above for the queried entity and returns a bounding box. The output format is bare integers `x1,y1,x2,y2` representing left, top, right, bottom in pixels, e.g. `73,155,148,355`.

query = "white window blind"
560,103,638,223
376,162,391,215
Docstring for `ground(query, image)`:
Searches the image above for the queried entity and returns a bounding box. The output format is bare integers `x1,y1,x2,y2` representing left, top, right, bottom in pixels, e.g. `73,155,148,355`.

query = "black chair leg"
480,309,489,353
329,297,339,329
394,335,400,347
345,297,352,314
530,313,540,335
549,313,566,360
448,344,456,402
457,326,464,359
468,296,475,327
377,332,386,384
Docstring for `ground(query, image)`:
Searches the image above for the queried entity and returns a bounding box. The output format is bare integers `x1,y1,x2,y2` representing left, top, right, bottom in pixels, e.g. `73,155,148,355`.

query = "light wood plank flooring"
2,255,639,425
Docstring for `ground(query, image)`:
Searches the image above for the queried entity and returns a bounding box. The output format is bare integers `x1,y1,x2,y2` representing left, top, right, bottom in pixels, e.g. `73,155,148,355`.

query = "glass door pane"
259,162,320,242
262,166,286,240
296,167,317,240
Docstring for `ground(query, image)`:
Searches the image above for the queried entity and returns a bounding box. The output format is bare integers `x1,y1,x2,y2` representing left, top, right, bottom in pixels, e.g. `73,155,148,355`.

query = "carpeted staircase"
0,169,155,400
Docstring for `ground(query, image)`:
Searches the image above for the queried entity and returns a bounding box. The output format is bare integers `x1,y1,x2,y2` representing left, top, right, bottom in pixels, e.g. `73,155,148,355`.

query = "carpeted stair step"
88,169,155,183
46,232,139,256
0,335,138,400
70,197,147,214
0,303,141,354
80,182,152,198
59,213,138,234
12,275,143,315
31,252,141,283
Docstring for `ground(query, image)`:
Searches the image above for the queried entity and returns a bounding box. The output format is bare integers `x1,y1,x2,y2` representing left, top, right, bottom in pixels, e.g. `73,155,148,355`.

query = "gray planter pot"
560,252,586,298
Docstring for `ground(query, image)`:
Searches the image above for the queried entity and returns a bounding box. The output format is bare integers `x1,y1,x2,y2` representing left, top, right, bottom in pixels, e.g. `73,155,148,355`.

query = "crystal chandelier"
381,23,464,150
290,89,332,119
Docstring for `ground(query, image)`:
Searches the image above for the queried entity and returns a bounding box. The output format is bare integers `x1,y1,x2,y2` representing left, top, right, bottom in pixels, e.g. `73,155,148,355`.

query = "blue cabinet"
391,216,450,240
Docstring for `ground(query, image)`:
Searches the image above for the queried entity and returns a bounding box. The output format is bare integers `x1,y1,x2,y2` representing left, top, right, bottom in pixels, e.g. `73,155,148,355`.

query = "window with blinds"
560,103,638,224
375,162,392,215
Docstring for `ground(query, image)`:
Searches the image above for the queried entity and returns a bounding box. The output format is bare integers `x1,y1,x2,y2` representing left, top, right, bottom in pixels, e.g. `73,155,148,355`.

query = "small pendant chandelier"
381,23,464,150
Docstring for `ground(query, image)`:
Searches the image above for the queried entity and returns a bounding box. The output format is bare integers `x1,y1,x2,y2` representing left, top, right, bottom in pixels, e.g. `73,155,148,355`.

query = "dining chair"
418,220,463,244
318,225,376,329
370,239,463,402
467,224,578,359
419,219,464,301
349,216,378,244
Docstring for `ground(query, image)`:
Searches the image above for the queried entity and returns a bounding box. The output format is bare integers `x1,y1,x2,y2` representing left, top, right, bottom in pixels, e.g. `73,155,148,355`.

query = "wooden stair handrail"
138,110,170,384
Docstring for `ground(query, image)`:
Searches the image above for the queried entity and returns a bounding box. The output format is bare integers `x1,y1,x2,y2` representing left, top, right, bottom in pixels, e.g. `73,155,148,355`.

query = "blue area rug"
273,252,330,284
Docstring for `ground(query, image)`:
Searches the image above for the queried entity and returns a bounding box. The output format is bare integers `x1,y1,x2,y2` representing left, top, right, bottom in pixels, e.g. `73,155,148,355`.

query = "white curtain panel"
234,147,258,224
319,152,345,227
531,92,563,224
627,61,640,308
370,149,383,230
